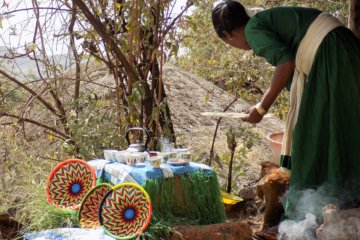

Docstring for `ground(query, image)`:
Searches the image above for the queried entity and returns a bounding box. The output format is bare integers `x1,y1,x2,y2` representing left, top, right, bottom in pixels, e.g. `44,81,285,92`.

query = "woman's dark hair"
212,0,250,38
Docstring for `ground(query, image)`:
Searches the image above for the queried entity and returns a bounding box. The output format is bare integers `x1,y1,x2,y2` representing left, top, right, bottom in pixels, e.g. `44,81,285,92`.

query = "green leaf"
151,108,158,121
27,43,37,52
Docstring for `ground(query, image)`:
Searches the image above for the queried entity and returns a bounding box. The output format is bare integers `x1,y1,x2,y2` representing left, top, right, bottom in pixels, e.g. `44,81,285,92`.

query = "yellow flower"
208,59,217,65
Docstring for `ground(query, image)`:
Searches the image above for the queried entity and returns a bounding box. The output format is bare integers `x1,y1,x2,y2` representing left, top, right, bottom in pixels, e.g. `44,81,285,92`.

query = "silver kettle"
125,127,150,152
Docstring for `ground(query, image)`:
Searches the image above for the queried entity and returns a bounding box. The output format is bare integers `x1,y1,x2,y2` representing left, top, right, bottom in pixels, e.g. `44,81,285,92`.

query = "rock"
239,187,257,201
171,221,253,240
225,187,259,220
225,199,260,220
316,204,360,240
223,187,260,220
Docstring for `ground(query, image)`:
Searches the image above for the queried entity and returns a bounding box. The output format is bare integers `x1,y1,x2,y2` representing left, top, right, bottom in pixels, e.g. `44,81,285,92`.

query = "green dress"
245,7,360,219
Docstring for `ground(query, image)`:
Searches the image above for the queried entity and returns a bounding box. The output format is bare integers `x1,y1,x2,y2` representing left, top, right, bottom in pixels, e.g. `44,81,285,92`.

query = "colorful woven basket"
46,159,96,210
99,183,152,239
78,183,112,228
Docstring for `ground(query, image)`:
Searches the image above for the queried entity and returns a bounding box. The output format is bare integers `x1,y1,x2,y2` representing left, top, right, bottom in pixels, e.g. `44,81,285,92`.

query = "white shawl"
281,13,343,158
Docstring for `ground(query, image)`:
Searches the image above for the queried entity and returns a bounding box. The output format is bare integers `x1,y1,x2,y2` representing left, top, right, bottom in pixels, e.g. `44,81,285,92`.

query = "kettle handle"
125,127,150,149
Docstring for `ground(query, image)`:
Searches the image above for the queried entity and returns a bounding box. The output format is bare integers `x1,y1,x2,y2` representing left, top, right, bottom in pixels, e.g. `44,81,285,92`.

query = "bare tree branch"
0,69,61,117
2,7,71,15
0,113,69,139
162,1,193,39
72,0,140,83
68,4,81,107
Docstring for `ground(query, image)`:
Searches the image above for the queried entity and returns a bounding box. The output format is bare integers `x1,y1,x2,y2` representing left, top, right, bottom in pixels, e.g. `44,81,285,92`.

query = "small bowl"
149,157,161,168
167,159,190,166
177,152,192,161
165,152,177,161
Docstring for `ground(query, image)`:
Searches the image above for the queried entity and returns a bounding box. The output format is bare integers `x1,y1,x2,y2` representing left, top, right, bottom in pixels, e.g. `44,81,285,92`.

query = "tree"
349,0,360,38
0,0,193,158
71,0,195,146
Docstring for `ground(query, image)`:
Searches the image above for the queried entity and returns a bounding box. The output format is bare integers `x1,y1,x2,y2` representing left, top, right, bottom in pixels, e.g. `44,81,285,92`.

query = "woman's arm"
241,60,295,123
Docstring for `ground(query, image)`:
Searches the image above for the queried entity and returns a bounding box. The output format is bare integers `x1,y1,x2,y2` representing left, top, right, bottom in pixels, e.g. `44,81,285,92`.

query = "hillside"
0,46,69,78
163,64,284,190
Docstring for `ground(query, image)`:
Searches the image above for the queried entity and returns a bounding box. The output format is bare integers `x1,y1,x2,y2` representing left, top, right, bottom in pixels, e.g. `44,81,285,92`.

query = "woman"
212,0,360,239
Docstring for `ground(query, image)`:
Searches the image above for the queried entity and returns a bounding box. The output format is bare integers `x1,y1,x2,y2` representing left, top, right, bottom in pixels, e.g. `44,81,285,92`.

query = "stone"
239,187,257,201
316,204,360,240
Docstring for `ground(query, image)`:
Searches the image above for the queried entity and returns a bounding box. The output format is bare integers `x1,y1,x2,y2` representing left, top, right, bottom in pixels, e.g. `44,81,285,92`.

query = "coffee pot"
125,127,150,152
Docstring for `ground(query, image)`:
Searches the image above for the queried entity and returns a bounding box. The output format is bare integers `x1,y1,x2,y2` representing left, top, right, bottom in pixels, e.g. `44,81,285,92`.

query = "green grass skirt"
142,170,226,225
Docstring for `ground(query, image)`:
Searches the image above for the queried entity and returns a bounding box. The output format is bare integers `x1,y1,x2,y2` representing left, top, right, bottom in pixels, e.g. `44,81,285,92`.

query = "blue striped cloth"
88,159,214,186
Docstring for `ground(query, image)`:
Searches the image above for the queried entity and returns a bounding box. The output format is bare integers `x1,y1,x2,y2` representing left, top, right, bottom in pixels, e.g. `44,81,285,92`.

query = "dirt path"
164,64,284,191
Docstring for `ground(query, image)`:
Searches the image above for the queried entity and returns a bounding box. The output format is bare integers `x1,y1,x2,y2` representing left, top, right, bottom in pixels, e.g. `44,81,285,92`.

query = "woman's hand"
241,61,295,124
240,105,263,123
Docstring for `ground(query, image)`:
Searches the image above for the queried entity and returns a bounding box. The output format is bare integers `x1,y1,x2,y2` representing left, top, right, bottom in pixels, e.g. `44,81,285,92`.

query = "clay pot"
266,132,283,165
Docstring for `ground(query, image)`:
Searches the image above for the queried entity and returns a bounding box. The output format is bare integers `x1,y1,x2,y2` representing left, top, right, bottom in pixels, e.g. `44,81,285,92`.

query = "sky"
0,0,70,55
0,0,193,56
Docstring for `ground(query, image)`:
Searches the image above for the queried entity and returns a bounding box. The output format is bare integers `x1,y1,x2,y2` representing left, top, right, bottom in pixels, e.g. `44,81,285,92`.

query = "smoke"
276,182,360,240
278,213,318,240
278,186,340,240
289,186,340,220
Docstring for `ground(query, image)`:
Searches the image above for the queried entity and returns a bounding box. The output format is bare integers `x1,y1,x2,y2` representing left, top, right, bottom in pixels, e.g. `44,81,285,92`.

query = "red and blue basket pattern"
78,183,112,228
99,183,152,239
46,159,96,210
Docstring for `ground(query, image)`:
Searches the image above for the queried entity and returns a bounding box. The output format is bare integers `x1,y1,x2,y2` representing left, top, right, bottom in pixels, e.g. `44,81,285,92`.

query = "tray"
167,159,190,166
